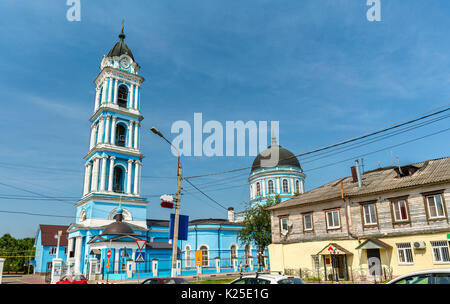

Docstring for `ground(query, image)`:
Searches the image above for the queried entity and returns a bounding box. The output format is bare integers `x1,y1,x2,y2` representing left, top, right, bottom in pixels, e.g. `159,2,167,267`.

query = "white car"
230,272,305,284
387,268,450,284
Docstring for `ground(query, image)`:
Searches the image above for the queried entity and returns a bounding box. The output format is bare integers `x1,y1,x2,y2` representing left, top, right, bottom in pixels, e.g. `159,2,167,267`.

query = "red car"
56,274,88,284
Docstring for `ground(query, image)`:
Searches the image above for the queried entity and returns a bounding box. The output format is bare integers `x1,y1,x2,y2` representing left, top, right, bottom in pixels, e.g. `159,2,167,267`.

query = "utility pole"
150,126,182,277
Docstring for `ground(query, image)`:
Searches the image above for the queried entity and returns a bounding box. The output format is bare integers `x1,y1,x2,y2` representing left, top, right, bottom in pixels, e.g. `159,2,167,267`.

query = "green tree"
0,234,35,274
237,195,281,271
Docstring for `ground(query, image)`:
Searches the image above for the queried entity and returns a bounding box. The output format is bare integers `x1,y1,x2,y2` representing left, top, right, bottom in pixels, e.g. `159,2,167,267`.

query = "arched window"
268,180,274,194
295,180,300,194
256,182,261,196
118,85,128,108
199,245,208,267
113,166,125,193
185,245,191,268
230,244,237,263
282,179,289,193
116,124,126,147
79,209,87,222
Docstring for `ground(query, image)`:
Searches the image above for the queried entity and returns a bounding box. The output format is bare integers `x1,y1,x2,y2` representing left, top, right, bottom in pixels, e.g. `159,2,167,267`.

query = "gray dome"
102,213,134,235
107,27,135,61
251,145,301,173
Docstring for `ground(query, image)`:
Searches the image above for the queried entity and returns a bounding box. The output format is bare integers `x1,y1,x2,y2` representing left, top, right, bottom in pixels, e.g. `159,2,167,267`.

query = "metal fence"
284,266,393,283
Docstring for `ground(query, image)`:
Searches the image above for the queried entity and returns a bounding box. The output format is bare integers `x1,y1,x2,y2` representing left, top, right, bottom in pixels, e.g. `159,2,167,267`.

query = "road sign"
169,214,189,241
107,249,112,259
135,251,145,263
106,259,110,268
195,250,202,266
136,239,146,251
447,233,450,240
161,201,174,209
327,245,335,252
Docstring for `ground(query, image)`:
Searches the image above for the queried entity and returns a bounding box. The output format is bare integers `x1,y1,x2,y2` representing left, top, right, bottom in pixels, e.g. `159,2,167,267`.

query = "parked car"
230,273,305,284
56,274,88,284
142,277,190,284
387,268,450,284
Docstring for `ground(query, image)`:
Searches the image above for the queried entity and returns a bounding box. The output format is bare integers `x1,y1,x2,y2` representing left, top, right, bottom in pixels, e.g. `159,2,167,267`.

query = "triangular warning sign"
136,239,146,251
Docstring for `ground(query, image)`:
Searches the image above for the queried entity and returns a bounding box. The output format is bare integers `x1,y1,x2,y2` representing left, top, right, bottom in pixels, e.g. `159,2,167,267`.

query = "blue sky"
1,1,449,238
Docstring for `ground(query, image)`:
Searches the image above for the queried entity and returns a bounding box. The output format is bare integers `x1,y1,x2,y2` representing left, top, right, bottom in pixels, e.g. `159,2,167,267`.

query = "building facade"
34,225,69,274
267,157,450,281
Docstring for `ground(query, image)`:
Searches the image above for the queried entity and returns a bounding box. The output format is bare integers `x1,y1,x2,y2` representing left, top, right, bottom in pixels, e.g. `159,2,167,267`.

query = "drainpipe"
355,160,363,188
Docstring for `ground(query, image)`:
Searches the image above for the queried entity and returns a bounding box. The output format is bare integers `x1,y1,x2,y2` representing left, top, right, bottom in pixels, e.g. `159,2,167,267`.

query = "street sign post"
135,240,146,283
195,250,202,266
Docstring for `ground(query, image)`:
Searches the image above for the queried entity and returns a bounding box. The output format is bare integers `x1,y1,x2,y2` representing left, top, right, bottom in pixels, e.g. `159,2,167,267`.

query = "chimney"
355,160,363,188
227,207,235,222
351,166,358,183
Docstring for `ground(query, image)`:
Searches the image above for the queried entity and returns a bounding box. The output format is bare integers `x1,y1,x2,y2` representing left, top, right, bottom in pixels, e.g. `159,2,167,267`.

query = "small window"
199,245,208,267
303,213,313,231
185,246,191,268
326,210,340,230
363,203,377,226
392,200,409,222
116,124,126,147
282,179,289,193
426,194,446,219
256,182,261,196
295,180,300,194
267,180,274,194
280,217,289,232
431,241,450,264
397,243,414,265
49,247,57,255
230,245,237,262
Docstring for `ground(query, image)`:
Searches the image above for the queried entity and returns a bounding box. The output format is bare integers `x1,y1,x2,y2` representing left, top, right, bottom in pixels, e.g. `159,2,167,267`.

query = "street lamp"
54,230,62,259
150,126,182,277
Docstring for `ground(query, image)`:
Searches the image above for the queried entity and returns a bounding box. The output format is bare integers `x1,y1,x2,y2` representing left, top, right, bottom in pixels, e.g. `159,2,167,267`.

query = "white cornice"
84,144,144,160
76,194,149,208
90,104,143,122
94,66,144,87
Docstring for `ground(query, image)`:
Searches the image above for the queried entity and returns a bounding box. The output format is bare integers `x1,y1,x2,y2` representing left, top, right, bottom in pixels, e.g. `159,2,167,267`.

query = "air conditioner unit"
413,241,426,249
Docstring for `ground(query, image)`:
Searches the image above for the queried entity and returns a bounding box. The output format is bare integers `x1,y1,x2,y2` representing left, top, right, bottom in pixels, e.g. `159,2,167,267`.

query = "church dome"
251,144,301,173
107,27,135,61
101,212,134,235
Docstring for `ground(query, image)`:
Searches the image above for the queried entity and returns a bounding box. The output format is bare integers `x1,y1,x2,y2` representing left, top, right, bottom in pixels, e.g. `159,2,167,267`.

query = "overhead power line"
183,178,228,210
184,104,450,179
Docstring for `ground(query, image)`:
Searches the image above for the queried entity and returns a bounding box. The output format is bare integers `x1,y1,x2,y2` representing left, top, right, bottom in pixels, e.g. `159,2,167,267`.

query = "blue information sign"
135,251,146,263
169,214,189,241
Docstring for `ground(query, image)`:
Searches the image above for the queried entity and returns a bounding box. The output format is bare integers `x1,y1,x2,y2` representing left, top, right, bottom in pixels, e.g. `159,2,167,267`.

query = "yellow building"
267,157,450,281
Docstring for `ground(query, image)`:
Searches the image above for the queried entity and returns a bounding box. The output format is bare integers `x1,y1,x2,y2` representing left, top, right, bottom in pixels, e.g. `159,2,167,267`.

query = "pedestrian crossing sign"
135,251,145,263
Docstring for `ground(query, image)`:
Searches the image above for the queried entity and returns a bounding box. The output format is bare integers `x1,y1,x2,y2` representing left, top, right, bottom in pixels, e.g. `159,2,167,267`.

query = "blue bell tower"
75,25,148,229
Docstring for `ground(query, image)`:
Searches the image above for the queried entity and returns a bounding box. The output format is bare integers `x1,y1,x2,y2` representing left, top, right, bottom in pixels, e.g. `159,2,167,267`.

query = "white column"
129,84,134,109
97,116,105,145
134,122,139,149
301,180,305,194
113,78,118,104
100,156,107,191
114,249,120,273
128,122,134,148
111,116,117,145
91,157,100,192
107,77,113,103
83,162,92,196
276,177,280,194
67,238,74,257
133,160,141,195
104,115,111,144
134,86,139,109
290,178,294,194
74,236,82,274
89,124,97,150
261,178,266,197
94,88,100,111
108,156,116,192
101,79,107,105
127,159,133,194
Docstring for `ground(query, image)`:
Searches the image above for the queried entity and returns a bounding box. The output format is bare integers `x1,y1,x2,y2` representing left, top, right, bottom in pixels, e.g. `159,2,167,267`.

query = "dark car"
142,277,189,284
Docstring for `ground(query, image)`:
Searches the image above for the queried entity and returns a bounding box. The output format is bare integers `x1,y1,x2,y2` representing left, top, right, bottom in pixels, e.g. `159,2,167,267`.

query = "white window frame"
426,194,446,219
303,213,313,231
256,182,261,197
363,203,377,226
326,210,340,230
199,245,209,267
392,199,409,222
49,247,57,255
267,180,274,194
282,179,289,193
431,241,450,264
396,243,414,265
185,245,191,268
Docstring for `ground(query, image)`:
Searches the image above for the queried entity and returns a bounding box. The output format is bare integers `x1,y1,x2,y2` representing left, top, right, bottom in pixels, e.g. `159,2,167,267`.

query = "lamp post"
150,126,182,277
54,230,62,259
